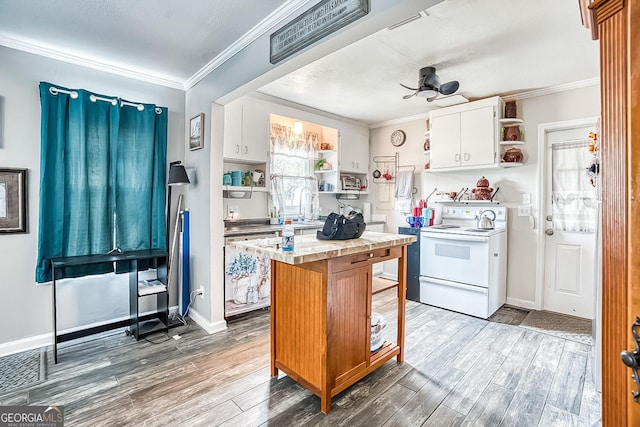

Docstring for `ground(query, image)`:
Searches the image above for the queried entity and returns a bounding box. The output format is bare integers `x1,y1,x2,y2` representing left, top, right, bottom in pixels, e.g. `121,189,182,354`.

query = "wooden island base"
269,244,407,413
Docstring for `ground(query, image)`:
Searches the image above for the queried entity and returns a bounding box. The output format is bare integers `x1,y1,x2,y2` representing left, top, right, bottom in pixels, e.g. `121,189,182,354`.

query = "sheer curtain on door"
551,139,597,233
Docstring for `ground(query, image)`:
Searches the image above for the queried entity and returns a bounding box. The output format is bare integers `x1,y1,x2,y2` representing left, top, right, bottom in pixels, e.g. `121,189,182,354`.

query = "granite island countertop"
229,231,416,265
224,220,386,237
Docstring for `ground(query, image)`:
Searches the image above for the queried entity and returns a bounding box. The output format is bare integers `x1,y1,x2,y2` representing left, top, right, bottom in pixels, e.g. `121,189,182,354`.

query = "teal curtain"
36,82,167,283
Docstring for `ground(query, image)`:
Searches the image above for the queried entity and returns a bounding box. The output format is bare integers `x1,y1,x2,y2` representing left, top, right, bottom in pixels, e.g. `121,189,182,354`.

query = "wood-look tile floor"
0,290,601,426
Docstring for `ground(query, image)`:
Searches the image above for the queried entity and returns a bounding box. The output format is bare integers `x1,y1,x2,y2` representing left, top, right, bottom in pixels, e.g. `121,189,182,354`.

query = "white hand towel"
395,170,414,214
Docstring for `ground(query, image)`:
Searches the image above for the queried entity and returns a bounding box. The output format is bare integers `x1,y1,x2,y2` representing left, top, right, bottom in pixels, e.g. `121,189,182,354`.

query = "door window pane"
551,140,597,233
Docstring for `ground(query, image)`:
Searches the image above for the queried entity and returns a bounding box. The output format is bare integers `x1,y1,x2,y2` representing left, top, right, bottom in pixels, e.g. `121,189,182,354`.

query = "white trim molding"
369,112,430,129
505,297,537,311
505,78,600,101
188,307,228,335
0,34,185,90
0,0,314,91
184,0,314,90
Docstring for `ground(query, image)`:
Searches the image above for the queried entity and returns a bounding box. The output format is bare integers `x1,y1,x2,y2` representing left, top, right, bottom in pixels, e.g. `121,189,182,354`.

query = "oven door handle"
421,233,489,243
419,277,488,294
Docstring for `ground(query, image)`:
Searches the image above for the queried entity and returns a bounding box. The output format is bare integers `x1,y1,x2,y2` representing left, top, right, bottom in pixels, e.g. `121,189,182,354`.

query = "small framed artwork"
0,168,28,233
189,113,204,151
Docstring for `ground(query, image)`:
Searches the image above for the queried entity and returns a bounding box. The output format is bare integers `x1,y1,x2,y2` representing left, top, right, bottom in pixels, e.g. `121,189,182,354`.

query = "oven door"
420,232,490,287
224,233,275,318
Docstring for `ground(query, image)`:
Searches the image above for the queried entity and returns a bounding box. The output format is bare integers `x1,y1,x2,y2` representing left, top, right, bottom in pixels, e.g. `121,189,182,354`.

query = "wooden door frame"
589,0,640,424
534,117,599,312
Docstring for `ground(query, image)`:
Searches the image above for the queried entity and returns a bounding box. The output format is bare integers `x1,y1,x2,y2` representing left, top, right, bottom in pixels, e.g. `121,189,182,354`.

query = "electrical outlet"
197,286,204,298
522,193,531,204
517,205,531,216
227,205,239,219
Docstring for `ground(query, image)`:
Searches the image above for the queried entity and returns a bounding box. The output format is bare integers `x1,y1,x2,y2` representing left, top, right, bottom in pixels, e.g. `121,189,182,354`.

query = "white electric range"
419,204,507,319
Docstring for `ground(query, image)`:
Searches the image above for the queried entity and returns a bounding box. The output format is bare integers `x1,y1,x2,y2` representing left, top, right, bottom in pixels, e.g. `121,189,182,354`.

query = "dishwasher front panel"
224,233,275,318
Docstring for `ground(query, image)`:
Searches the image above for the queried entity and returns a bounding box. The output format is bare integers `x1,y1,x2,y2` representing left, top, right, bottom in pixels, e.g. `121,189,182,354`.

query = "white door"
543,122,597,318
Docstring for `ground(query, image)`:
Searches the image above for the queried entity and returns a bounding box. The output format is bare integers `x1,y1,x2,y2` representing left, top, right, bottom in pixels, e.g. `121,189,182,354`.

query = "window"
269,116,319,220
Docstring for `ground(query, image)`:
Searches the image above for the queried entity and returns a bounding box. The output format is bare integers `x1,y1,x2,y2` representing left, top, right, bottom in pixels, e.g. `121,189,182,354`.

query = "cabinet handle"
236,144,240,154
463,153,470,161
244,146,248,155
455,154,460,162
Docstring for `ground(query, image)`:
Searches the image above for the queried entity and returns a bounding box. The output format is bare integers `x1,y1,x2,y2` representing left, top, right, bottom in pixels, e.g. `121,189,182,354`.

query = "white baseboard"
0,305,180,357
505,297,537,310
0,333,51,358
188,307,227,335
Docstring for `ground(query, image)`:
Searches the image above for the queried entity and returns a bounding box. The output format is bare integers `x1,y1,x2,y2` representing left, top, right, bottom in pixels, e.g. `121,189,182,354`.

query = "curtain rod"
48,86,162,114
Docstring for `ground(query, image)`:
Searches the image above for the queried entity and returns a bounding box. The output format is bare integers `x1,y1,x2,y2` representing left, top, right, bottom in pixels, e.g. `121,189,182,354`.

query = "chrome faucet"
299,185,316,221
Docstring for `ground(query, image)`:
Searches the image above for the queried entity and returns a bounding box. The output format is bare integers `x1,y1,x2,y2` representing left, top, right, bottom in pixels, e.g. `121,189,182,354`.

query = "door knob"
545,229,554,236
546,215,553,221
621,316,640,402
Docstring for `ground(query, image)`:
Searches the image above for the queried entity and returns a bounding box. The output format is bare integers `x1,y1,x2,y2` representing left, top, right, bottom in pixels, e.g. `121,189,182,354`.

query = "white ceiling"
0,0,599,125
258,0,600,124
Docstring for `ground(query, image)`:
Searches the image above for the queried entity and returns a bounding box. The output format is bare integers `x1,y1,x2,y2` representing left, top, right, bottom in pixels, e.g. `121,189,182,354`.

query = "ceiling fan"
400,66,460,101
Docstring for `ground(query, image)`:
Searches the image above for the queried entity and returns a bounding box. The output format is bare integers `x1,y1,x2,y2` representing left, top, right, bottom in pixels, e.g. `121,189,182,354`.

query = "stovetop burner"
430,225,461,229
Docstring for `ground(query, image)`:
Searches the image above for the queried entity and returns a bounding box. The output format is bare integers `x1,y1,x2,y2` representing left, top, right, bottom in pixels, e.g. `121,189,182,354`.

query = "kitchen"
1,0,627,424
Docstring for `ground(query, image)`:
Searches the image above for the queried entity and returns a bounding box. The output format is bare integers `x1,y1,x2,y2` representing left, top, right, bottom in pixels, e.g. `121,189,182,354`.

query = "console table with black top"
50,249,169,363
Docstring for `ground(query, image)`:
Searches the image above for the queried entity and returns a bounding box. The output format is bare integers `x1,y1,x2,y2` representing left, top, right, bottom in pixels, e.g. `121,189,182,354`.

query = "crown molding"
183,0,313,90
504,77,600,101
0,34,185,90
0,0,313,91
370,78,601,129
369,111,430,129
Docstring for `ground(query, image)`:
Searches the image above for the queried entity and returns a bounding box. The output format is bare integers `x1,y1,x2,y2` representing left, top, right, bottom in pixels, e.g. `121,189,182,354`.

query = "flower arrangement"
225,252,257,277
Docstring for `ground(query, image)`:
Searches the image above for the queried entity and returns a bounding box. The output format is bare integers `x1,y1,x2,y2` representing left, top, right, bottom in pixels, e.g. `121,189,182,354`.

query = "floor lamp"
167,161,190,286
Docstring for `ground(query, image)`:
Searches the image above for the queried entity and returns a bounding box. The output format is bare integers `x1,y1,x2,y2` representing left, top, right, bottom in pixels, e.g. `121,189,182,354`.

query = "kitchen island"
231,231,416,413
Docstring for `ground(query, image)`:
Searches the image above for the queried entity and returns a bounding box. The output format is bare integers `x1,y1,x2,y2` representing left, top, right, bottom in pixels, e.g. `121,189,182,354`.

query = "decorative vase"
505,101,517,118
504,126,521,141
502,148,524,163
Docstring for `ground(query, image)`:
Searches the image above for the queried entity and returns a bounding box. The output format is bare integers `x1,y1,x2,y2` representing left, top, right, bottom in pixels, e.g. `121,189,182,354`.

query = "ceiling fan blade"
403,93,417,99
439,81,460,95
399,83,419,91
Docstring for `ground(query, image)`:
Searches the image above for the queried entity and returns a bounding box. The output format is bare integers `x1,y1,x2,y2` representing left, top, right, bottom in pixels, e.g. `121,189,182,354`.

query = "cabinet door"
430,112,461,169
460,106,496,167
339,128,369,173
328,265,371,386
223,101,243,160
242,99,270,163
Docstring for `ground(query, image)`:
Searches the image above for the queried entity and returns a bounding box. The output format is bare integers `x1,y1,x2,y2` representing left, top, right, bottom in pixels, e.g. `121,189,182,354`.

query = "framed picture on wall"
0,168,28,233
189,113,204,151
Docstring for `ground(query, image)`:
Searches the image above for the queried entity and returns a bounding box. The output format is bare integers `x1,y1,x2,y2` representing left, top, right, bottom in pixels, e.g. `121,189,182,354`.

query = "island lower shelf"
269,240,408,413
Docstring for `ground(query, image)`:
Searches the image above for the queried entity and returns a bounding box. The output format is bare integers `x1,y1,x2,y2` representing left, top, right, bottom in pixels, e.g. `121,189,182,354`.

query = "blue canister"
231,170,242,186
223,173,232,185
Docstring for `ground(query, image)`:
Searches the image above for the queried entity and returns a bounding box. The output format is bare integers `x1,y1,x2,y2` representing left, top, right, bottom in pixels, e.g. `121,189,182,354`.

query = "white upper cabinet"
339,127,370,174
429,96,502,171
223,98,269,163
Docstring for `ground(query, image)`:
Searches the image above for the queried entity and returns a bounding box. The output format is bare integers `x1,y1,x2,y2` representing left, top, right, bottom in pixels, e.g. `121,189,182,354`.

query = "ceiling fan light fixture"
416,89,438,98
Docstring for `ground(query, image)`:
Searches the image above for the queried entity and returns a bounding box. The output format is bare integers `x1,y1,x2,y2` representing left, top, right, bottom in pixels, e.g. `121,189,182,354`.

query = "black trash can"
398,227,421,302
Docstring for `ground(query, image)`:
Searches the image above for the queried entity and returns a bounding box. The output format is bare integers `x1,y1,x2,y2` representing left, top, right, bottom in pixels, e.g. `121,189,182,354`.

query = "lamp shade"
168,163,190,186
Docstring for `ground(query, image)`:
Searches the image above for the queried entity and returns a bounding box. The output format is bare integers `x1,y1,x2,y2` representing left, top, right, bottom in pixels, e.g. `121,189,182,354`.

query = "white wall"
0,46,185,353
369,85,600,307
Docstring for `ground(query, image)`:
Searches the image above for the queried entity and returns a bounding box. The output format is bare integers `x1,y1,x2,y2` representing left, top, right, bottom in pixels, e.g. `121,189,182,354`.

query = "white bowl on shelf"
228,191,245,198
